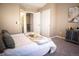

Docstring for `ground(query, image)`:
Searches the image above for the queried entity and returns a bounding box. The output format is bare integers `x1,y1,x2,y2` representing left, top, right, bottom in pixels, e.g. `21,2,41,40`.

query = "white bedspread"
0,33,56,56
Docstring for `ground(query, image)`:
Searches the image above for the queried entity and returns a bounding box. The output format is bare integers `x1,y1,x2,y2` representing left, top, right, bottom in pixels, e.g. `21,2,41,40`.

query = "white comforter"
0,33,56,56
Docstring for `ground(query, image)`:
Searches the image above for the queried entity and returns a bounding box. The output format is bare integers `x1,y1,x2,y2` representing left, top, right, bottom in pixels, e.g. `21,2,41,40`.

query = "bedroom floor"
45,37,79,56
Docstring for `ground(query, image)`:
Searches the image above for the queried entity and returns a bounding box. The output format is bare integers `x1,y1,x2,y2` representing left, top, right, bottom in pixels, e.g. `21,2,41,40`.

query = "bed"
0,33,56,56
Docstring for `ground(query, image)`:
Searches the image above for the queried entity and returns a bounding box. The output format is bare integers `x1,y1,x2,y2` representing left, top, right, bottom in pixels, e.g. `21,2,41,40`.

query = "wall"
38,3,56,37
0,3,36,34
39,3,79,38
56,3,79,37
0,4,21,34
0,4,1,33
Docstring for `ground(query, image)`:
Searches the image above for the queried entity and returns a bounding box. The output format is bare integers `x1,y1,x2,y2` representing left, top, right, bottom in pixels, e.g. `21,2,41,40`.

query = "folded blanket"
33,37,51,45
25,32,52,45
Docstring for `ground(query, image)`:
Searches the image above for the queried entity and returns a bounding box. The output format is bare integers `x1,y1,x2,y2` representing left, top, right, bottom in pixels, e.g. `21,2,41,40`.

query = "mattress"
0,33,56,56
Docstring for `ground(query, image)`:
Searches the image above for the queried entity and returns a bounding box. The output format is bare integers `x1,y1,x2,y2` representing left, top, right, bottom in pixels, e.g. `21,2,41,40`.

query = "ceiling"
19,3,47,11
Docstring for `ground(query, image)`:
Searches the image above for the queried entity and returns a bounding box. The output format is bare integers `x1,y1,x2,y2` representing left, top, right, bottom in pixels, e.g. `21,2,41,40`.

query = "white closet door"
41,9,50,37
33,12,40,34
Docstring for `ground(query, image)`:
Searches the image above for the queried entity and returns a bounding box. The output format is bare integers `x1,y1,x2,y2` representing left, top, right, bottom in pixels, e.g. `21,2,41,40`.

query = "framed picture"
68,6,79,23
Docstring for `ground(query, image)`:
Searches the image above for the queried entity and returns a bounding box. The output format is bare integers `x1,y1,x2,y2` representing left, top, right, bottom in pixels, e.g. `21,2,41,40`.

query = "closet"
33,9,51,37
40,9,51,37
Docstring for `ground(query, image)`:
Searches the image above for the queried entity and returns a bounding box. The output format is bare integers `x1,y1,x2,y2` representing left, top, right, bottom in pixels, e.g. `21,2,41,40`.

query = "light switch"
16,21,17,24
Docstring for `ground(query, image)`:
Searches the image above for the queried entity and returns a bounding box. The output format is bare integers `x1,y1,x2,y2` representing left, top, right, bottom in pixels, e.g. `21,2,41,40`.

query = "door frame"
20,9,27,33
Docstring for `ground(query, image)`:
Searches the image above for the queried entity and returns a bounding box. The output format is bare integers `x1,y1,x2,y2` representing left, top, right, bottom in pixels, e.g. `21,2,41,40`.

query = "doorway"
20,10,41,34
26,13,33,32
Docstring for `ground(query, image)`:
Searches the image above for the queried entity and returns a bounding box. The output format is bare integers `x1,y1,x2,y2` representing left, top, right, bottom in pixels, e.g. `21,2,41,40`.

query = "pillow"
2,30,10,34
2,30,15,49
0,34,6,53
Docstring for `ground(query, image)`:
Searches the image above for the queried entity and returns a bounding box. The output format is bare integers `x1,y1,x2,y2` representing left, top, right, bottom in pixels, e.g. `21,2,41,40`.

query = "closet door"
41,9,50,37
33,12,40,34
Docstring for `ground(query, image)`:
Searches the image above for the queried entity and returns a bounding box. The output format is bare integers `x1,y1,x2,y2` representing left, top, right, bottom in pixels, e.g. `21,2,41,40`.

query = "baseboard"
50,36,65,39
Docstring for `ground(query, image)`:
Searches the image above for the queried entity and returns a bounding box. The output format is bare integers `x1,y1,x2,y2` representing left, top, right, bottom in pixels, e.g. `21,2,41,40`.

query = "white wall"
0,4,21,34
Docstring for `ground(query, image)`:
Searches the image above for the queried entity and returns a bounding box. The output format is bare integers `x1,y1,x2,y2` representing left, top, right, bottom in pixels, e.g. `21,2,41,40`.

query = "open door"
33,12,40,34
20,9,27,33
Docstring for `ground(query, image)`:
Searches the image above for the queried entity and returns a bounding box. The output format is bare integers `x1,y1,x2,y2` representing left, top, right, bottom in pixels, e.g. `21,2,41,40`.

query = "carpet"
45,37,79,56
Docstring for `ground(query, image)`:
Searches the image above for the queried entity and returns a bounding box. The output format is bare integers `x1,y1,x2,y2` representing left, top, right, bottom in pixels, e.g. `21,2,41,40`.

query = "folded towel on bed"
25,32,52,45
33,37,51,45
